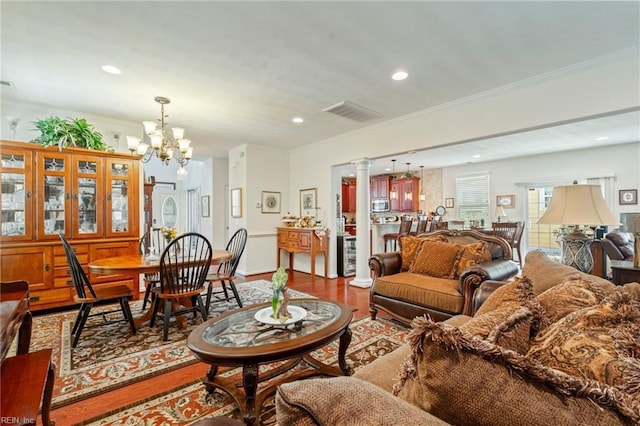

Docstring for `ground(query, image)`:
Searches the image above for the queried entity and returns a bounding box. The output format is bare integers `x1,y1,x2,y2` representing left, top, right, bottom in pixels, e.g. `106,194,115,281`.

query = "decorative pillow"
534,275,610,324
393,316,638,425
455,241,492,278
275,377,448,426
461,305,534,354
409,240,464,279
527,292,640,398
475,276,534,317
398,235,447,272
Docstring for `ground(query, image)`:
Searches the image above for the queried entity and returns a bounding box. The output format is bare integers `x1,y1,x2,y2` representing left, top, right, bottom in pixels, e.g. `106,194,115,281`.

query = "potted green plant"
31,116,111,151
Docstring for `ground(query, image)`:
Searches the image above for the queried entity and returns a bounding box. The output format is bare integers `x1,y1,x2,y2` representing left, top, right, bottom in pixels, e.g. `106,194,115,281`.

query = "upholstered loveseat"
275,251,640,425
368,229,519,324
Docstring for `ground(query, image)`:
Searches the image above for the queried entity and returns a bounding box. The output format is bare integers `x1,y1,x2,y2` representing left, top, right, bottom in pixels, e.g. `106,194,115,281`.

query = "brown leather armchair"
600,231,634,261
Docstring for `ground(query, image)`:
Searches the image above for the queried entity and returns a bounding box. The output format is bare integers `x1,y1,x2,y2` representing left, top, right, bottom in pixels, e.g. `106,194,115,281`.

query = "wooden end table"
187,299,353,425
610,260,640,286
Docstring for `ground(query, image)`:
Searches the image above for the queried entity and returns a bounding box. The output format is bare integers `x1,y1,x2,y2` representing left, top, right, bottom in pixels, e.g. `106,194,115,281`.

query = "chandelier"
126,96,193,179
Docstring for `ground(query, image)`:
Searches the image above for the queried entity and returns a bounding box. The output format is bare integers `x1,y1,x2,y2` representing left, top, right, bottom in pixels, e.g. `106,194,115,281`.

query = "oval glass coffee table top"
200,299,342,348
194,299,342,348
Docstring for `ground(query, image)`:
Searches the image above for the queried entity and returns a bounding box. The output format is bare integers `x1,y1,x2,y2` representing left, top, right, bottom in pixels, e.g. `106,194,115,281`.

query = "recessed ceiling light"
101,65,121,75
407,150,417,154
384,167,391,172
349,173,355,177
292,117,304,124
596,136,609,141
472,154,481,158
391,70,408,81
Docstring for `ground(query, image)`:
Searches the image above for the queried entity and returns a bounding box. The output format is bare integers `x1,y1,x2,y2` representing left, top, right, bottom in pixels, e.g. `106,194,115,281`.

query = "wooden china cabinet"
0,140,141,310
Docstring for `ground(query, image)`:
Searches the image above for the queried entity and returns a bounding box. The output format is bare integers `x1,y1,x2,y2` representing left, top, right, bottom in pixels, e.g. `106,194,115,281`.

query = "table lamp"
620,213,640,267
538,182,619,273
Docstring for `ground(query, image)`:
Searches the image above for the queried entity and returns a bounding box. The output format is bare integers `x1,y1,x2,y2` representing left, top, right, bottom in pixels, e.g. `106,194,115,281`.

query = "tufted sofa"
275,251,640,426
368,229,519,324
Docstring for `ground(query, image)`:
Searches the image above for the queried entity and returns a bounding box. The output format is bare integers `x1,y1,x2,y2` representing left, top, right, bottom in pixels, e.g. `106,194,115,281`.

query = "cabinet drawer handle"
66,193,70,200
107,193,112,201
29,296,40,302
26,191,32,198
67,280,73,286
45,264,50,272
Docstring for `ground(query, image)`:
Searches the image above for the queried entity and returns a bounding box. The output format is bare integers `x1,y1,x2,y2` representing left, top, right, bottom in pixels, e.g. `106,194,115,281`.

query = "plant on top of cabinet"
31,116,112,152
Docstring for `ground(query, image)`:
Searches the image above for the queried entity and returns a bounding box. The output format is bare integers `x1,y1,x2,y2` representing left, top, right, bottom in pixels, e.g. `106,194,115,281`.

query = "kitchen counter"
370,221,417,253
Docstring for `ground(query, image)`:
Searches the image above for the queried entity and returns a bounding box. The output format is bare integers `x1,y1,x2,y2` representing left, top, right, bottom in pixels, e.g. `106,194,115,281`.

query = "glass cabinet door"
72,155,103,238
38,152,70,240
105,158,136,237
0,149,33,241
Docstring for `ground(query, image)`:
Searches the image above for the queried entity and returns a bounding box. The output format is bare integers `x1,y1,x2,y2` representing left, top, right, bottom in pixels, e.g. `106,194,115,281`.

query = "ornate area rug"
30,280,310,408
79,316,408,426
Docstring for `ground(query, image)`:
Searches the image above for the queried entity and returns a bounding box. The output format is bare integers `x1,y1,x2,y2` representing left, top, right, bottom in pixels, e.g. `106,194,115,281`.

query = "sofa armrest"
472,280,509,314
276,377,450,426
458,259,519,316
369,252,402,278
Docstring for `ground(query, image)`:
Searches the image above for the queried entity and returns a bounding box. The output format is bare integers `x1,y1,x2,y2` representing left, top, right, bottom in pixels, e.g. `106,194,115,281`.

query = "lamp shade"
538,184,619,226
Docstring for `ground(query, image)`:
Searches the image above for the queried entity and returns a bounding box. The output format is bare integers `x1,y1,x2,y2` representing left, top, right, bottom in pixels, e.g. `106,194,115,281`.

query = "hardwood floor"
46,272,373,425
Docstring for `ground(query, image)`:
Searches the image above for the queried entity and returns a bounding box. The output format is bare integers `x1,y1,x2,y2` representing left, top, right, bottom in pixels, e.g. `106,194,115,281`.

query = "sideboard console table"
610,260,640,286
277,227,329,280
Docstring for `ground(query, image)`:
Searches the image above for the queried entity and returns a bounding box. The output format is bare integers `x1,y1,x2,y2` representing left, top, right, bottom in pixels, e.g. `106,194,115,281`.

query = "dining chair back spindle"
205,228,248,310
411,216,428,235
59,234,136,348
428,216,441,232
512,222,525,267
150,232,212,341
138,227,170,311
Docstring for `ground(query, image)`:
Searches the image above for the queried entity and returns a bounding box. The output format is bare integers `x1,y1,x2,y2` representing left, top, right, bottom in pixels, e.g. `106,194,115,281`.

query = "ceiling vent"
322,101,382,122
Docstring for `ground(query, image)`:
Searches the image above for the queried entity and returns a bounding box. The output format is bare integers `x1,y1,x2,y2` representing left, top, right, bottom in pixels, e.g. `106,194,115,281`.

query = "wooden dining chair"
204,228,248,310
491,222,519,254
383,216,413,252
428,215,441,231
150,232,212,341
59,234,136,348
138,227,169,311
410,215,428,236
512,222,525,267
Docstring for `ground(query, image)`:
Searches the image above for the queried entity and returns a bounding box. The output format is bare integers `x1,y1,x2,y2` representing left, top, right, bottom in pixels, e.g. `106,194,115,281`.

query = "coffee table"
187,298,353,425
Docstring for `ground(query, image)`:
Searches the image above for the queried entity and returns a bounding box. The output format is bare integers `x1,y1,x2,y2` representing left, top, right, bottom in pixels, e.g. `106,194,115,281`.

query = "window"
455,174,490,225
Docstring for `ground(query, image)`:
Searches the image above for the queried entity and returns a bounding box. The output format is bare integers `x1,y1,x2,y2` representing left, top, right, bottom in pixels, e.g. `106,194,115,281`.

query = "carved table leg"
337,327,353,375
205,365,219,393
242,363,259,426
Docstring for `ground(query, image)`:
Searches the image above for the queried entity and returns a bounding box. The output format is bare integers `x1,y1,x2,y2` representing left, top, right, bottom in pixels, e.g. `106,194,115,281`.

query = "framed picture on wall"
231,187,242,218
496,194,515,209
261,191,281,214
619,189,638,205
300,188,317,217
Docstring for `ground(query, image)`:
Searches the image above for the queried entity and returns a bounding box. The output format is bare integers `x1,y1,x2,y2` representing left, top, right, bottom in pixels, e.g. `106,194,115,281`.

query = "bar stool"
383,216,413,252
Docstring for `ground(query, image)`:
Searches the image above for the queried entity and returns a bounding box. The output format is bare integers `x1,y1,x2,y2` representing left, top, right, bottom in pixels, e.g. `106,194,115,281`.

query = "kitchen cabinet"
341,179,356,213
390,177,419,212
370,176,390,201
0,140,140,310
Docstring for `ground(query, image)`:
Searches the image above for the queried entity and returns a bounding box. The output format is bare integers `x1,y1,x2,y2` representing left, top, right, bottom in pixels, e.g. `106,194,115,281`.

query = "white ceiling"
1,1,639,175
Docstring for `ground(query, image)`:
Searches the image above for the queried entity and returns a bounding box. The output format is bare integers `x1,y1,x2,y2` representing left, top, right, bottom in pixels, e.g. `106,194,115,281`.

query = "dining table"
89,249,232,329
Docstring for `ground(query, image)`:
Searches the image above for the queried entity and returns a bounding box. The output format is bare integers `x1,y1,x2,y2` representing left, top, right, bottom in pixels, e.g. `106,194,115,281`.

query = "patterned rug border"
76,316,407,426
32,280,310,409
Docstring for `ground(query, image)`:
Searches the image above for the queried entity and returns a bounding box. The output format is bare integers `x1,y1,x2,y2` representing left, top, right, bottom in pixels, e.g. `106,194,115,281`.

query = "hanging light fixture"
403,163,412,201
389,159,398,200
419,165,426,201
126,96,194,180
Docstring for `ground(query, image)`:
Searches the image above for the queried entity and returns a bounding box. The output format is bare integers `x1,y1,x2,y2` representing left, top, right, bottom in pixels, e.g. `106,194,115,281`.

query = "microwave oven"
372,199,390,212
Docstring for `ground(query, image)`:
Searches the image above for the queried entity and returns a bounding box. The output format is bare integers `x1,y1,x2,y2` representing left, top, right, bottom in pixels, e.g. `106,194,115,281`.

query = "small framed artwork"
231,187,242,218
261,191,281,214
201,195,210,217
496,194,515,209
619,189,638,205
445,198,454,208
300,187,317,217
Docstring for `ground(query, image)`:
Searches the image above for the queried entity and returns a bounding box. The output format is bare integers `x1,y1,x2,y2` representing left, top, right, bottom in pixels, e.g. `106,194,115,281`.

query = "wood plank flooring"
46,272,373,425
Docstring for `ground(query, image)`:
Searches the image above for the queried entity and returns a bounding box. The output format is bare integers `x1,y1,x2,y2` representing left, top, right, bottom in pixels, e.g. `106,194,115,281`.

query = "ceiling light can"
391,71,408,81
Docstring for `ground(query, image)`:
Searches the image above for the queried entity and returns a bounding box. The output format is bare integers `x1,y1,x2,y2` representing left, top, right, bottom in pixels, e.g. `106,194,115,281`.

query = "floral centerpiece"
271,267,291,322
161,226,177,243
